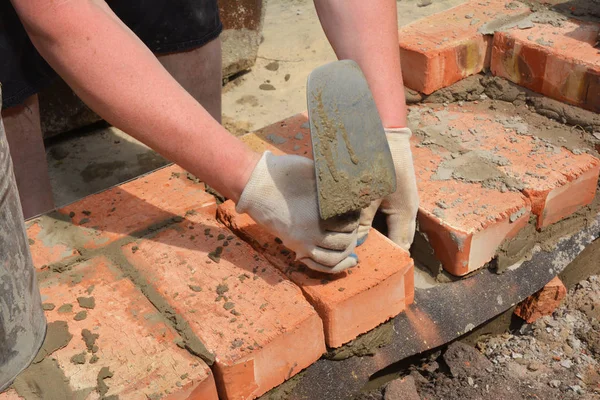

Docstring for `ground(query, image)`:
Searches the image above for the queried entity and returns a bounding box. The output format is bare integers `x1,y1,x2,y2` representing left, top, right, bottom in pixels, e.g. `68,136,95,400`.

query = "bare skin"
10,0,260,203
314,0,408,129
2,95,54,218
9,0,414,265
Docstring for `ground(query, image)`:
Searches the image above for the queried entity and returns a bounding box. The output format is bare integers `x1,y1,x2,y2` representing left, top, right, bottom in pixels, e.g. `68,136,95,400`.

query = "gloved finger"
301,255,357,274
321,210,361,233
357,199,381,244
315,230,358,251
305,243,356,267
386,212,417,252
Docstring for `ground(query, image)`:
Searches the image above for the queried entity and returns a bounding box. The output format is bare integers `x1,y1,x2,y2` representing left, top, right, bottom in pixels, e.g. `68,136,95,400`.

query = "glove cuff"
236,151,272,214
384,127,412,138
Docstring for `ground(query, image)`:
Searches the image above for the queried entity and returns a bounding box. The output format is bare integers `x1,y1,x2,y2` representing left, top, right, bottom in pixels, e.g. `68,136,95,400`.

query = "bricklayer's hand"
237,151,359,273
358,128,419,251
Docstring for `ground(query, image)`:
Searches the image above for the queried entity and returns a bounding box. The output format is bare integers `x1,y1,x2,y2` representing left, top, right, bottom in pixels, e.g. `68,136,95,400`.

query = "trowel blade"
307,60,396,220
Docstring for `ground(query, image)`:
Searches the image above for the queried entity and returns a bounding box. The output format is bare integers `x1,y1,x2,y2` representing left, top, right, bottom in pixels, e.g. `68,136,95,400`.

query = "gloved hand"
357,128,419,251
236,151,359,273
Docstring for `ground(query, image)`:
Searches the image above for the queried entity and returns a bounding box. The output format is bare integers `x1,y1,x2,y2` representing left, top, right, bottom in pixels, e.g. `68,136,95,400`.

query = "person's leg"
2,95,54,219
313,0,407,128
157,38,222,123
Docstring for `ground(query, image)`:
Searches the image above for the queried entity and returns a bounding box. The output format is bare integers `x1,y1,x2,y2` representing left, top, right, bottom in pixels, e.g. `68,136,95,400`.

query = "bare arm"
313,0,407,128
10,0,260,202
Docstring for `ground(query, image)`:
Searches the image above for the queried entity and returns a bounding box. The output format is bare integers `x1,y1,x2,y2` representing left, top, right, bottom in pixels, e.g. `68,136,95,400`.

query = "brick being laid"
27,256,219,399
121,206,325,400
491,15,600,113
222,116,414,347
217,200,414,348
398,0,530,94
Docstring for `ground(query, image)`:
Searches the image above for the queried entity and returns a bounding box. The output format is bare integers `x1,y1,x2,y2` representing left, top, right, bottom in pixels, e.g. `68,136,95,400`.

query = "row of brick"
247,108,599,277
9,96,597,400
7,159,413,399
399,0,600,112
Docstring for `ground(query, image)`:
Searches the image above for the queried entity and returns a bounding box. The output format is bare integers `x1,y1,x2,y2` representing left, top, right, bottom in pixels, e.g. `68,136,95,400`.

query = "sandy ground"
45,0,464,207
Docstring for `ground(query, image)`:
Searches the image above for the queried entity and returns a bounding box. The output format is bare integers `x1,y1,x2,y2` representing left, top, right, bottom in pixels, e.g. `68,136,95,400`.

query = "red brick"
26,218,81,268
0,389,23,399
411,102,600,230
232,117,413,345
26,164,216,268
243,113,312,157
491,17,600,113
34,256,218,399
398,0,530,94
217,200,414,348
413,144,531,276
122,208,325,400
514,276,567,323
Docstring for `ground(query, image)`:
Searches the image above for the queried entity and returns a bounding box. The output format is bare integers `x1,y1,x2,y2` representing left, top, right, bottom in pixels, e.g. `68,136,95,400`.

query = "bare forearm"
314,0,407,128
11,0,259,201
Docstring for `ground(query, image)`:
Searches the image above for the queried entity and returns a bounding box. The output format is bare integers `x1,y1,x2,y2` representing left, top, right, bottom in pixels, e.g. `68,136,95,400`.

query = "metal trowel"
307,60,396,220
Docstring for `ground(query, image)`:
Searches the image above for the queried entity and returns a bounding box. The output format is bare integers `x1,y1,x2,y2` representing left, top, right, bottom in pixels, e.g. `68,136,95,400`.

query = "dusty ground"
358,275,600,400
45,0,464,207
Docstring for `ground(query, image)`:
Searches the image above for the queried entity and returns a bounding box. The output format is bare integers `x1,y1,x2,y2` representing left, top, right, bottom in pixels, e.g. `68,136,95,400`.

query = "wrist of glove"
236,151,359,273
357,127,420,251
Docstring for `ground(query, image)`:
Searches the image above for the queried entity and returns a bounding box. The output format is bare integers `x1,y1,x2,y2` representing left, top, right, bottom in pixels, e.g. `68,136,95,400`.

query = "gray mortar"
108,249,215,364
324,321,395,361
13,358,92,400
422,78,599,157
477,10,567,36
266,134,287,144
477,10,532,35
409,93,600,277
431,150,523,192
35,213,216,366
423,75,486,104
496,195,600,273
33,321,73,363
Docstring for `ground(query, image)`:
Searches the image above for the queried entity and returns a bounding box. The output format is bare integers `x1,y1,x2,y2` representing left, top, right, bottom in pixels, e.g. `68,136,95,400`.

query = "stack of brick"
3,0,599,399
4,161,413,399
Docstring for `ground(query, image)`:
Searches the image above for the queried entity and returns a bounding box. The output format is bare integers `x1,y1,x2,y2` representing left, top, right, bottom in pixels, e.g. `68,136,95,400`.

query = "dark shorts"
0,0,222,109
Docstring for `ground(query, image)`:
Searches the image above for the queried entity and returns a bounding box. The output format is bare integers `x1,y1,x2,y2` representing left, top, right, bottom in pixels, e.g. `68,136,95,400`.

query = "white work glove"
237,151,360,273
357,128,419,251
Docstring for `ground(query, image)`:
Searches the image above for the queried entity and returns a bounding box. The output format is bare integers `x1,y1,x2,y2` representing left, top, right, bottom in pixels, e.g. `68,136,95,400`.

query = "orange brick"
514,276,567,323
25,218,81,268
33,256,218,399
412,143,531,276
411,102,600,229
227,116,413,345
491,17,600,113
241,113,312,157
398,0,530,94
26,165,216,268
0,389,23,399
217,200,414,347
121,208,325,400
